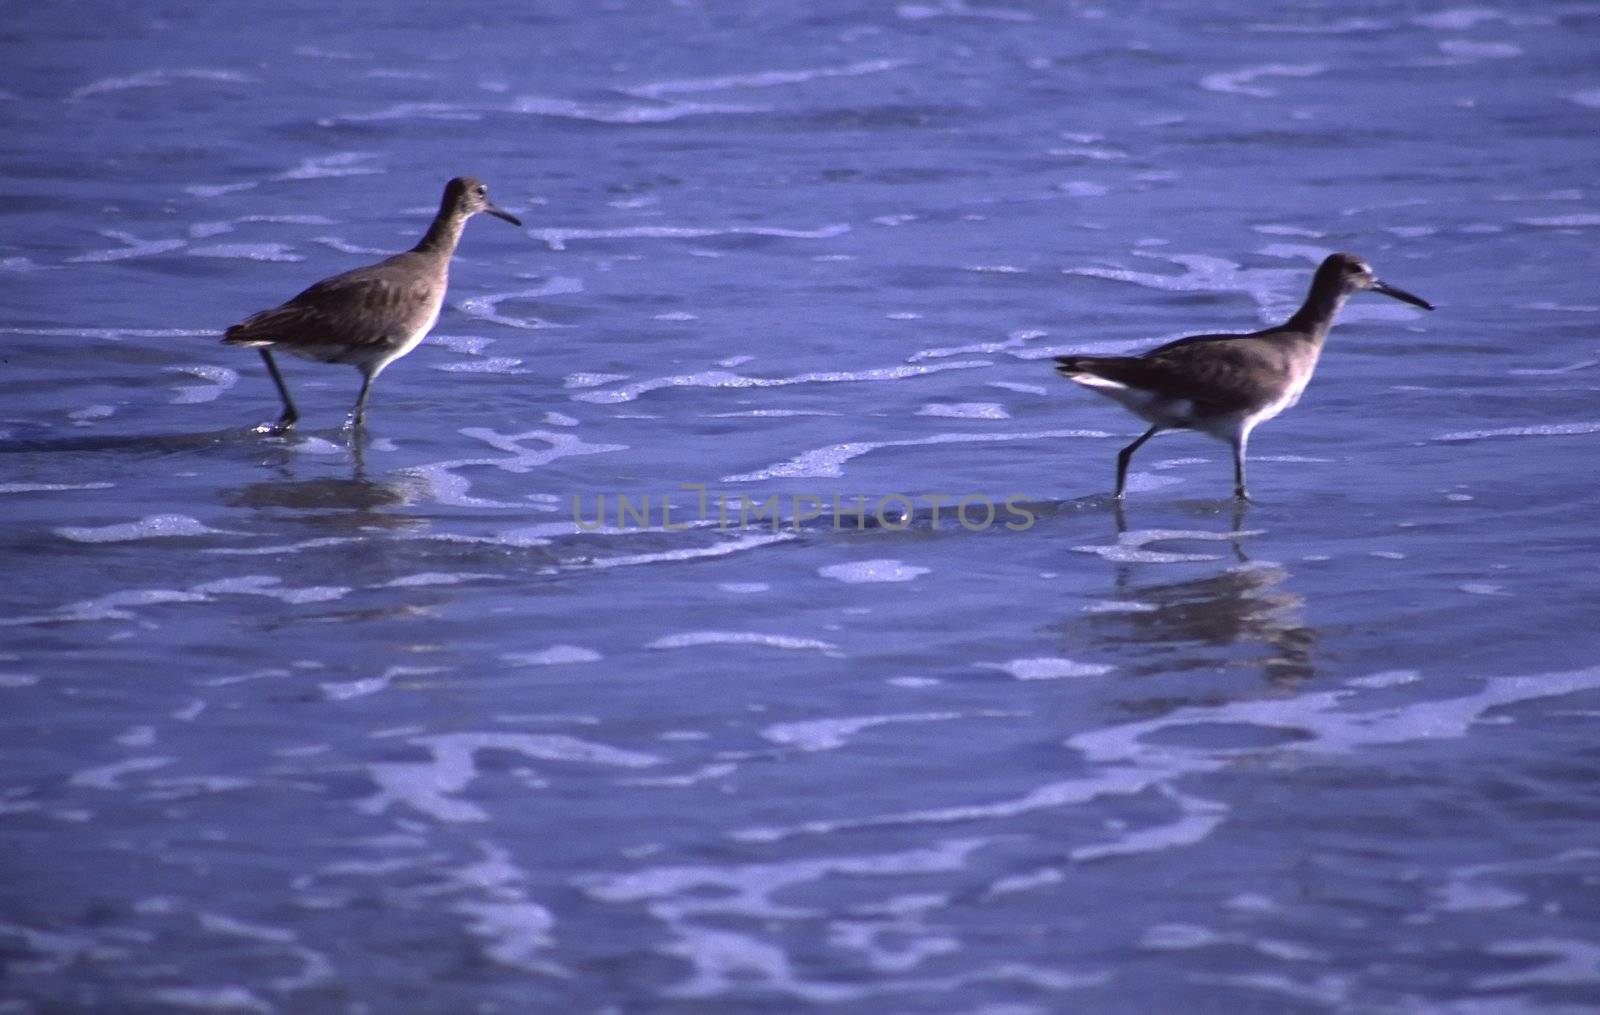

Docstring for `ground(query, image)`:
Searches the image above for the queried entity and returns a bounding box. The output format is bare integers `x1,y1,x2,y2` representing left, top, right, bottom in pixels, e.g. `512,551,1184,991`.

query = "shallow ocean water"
4,1,1600,1010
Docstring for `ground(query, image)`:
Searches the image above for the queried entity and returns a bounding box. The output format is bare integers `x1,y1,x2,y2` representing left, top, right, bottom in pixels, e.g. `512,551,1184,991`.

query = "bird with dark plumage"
223,176,522,433
1054,252,1433,501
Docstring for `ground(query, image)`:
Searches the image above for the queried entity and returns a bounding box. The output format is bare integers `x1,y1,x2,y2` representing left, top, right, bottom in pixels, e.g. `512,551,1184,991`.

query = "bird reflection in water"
220,440,429,533
1081,504,1316,687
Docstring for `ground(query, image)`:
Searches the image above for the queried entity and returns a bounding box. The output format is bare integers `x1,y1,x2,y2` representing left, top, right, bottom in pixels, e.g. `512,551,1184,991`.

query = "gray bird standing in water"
1054,253,1433,500
223,176,522,433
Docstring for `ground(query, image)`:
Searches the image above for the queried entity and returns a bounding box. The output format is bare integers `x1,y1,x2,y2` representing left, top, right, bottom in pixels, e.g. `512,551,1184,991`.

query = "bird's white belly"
1086,383,1197,429
372,298,443,376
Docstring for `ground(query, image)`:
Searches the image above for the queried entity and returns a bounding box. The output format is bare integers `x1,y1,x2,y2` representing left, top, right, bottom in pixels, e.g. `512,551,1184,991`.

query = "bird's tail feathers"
1054,355,1129,389
221,326,268,348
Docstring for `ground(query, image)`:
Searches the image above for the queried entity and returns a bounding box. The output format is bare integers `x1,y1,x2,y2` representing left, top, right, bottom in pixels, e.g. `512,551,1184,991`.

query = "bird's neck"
413,208,468,255
1283,271,1350,343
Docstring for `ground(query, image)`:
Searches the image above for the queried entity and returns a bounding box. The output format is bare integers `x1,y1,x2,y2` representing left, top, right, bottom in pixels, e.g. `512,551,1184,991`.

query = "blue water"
5,2,1600,1010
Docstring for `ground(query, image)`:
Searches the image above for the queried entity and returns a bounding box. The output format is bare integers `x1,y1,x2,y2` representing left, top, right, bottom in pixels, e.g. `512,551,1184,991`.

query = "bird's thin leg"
1115,426,1162,500
347,371,375,431
1232,433,1252,502
257,349,298,434
1228,497,1250,562
350,431,368,476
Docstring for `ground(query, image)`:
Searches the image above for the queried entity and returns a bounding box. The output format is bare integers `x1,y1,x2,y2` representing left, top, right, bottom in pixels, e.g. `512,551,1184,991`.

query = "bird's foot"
253,416,297,436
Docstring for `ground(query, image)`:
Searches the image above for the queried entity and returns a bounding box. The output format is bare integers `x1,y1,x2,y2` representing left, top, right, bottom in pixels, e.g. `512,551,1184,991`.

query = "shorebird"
223,176,522,433
1055,252,1432,500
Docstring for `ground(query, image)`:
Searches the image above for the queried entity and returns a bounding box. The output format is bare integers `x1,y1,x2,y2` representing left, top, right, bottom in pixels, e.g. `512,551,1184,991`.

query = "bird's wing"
223,258,438,353
1058,334,1286,415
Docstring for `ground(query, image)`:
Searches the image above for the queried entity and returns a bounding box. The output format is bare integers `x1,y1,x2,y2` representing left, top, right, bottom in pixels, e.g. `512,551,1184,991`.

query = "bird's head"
1325,252,1433,310
444,176,522,227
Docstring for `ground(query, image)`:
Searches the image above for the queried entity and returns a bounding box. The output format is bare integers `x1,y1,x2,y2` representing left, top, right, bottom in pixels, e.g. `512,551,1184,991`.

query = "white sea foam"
762,713,966,751
626,59,909,99
723,427,1105,482
737,664,1600,846
1412,8,1506,30
0,327,212,340
0,587,210,626
398,429,626,509
1437,39,1523,60
145,987,271,1013
69,68,253,100
1437,422,1600,441
915,402,1010,420
185,181,259,198
68,405,115,425
1199,63,1326,98
360,732,659,821
979,658,1115,680
646,631,837,653
1257,242,1330,263
450,844,563,975
1347,669,1421,689
564,371,630,389
188,243,303,262
167,365,238,404
190,214,336,240
54,514,232,543
69,756,175,790
0,482,115,495
434,357,528,374
383,572,496,588
532,223,849,252
579,838,988,999
291,437,345,456
1517,214,1600,228
319,102,482,126
818,560,930,584
1083,600,1158,614
67,231,187,263
1065,251,1315,321
311,236,391,255
275,152,382,182
511,95,766,125
1510,358,1599,375
456,277,583,329
574,359,989,406
988,381,1047,395
1072,790,1226,861
320,666,445,701
1254,224,1326,238
581,532,794,571
194,576,349,605
1244,17,1388,34
205,536,362,557
897,0,1035,21
1473,939,1600,989
503,645,603,666
1571,89,1600,109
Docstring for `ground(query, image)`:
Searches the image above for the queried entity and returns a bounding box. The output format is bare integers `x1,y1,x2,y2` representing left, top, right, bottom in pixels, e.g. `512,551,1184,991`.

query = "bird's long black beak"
1372,279,1434,311
485,205,523,227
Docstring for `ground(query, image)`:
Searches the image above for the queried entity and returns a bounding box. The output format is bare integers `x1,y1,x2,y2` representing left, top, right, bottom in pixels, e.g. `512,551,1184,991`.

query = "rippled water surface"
5,1,1600,1010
